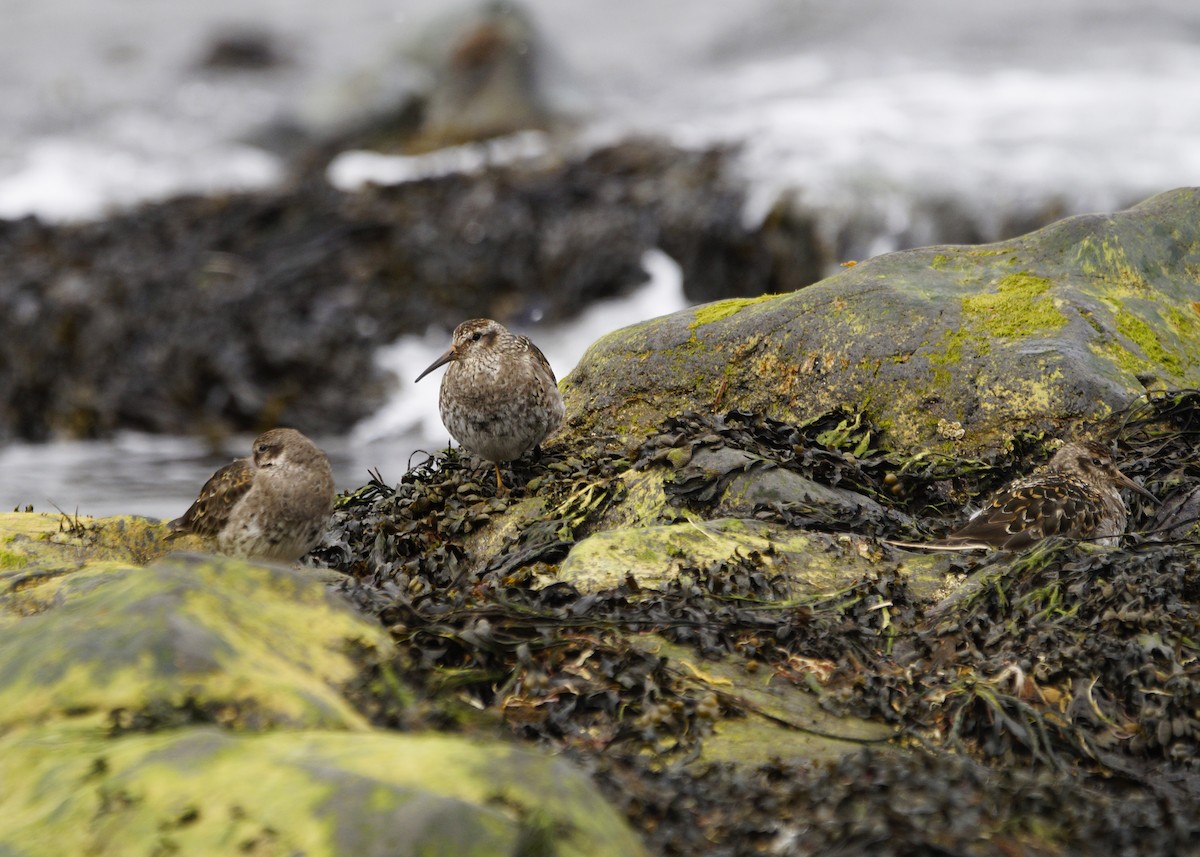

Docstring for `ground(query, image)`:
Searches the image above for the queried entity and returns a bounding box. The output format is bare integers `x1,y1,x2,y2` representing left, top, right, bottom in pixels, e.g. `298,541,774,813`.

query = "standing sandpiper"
169,428,335,562
415,318,565,493
914,440,1154,550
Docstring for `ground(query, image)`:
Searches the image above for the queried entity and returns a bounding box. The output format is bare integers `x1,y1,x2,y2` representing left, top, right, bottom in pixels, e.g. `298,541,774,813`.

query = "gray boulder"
563,187,1200,456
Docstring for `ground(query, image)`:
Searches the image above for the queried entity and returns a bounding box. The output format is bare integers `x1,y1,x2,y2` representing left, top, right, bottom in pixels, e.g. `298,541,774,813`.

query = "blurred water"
0,429,440,520
2,0,1197,223
2,0,1199,516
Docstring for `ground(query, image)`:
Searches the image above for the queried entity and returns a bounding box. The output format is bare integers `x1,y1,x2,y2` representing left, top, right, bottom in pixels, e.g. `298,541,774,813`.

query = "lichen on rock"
0,549,646,856
0,553,396,733
562,187,1200,456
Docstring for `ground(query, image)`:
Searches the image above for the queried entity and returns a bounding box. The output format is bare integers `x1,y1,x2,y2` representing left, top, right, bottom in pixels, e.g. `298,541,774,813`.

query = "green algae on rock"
561,187,1200,455
0,725,646,857
0,511,174,577
0,543,648,856
556,517,950,601
0,553,395,733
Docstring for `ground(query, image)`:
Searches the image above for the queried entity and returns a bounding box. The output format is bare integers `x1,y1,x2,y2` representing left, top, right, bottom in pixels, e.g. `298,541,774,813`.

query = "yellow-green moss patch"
689,294,777,330
928,326,987,367
0,725,646,857
1163,304,1200,368
0,555,395,732
1089,338,1154,378
1116,309,1184,375
1074,235,1151,292
0,512,180,575
961,273,1068,337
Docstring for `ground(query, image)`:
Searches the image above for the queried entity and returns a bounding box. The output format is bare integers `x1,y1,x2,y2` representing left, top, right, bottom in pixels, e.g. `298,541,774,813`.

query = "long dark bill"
414,347,456,383
1117,471,1158,504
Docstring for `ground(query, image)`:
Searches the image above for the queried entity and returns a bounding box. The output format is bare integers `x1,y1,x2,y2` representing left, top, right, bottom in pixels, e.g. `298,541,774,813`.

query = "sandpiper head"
1055,440,1155,502
252,428,303,468
414,318,507,382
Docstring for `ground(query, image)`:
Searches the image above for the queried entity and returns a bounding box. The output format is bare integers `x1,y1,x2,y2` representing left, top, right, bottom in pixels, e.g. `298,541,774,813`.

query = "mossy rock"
561,187,1200,455
0,553,394,732
557,517,951,601
0,531,648,855
0,724,646,857
0,511,174,579
623,637,894,766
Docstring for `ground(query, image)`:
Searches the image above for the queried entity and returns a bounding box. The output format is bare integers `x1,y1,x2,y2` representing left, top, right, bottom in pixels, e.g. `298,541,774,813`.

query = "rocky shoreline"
3,185,1200,853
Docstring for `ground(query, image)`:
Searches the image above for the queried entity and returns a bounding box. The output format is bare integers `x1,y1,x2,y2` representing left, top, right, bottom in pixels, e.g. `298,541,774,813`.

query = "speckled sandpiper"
916,440,1154,550
168,428,335,562
415,318,564,493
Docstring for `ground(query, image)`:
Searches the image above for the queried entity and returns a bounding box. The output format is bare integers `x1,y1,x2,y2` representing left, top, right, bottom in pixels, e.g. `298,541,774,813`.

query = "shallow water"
0,431,430,520
2,0,1199,516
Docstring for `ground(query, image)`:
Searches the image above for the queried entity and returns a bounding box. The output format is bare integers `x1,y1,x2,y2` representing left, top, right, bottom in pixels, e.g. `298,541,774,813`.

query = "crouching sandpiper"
908,440,1155,550
169,428,335,562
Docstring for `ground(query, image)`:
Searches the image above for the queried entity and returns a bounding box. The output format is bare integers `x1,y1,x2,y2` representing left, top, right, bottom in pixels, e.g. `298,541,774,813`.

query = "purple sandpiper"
168,428,335,562
415,318,564,493
913,440,1154,550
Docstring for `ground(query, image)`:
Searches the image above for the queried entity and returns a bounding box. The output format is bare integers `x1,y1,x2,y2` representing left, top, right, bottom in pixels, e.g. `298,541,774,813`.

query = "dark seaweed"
312,391,1200,856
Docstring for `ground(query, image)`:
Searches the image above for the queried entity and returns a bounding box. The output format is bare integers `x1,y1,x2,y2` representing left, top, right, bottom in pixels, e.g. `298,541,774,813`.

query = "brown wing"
943,477,1099,550
519,335,558,385
168,458,254,537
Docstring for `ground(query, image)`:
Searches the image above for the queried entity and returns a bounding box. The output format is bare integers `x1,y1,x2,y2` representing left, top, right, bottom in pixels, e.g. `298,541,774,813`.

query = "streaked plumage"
415,318,564,492
169,428,334,562
912,440,1154,550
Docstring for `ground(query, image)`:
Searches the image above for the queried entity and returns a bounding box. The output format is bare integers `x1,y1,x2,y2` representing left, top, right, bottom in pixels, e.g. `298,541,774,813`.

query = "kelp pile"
312,391,1200,855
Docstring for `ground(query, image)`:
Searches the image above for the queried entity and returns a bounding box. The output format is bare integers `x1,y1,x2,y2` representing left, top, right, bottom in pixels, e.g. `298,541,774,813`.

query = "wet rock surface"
5,172,1200,853
0,138,822,442
3,356,1198,851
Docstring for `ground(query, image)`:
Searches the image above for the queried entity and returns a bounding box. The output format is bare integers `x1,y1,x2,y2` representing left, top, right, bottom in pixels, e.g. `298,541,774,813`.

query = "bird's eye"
1092,458,1104,467
257,444,269,454
471,332,482,342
